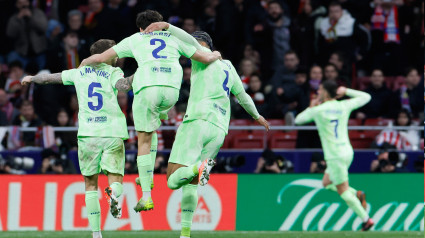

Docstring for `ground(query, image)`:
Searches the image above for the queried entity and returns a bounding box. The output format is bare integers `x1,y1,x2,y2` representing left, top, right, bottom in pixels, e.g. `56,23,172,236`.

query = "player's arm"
144,22,221,64
115,74,134,92
21,73,63,85
79,48,117,68
337,87,371,111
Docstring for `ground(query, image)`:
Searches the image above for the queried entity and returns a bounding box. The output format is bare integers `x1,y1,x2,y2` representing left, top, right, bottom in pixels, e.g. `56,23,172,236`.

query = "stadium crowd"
0,0,423,173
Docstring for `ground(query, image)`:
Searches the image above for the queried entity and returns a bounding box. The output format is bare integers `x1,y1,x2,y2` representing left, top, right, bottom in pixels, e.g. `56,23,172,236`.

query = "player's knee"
167,179,178,190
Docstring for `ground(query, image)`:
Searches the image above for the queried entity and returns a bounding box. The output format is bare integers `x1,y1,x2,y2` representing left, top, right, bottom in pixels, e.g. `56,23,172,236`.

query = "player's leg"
179,121,225,238
100,137,126,218
166,121,203,190
135,131,157,190
78,137,103,238
133,87,179,212
323,172,357,195
84,175,102,238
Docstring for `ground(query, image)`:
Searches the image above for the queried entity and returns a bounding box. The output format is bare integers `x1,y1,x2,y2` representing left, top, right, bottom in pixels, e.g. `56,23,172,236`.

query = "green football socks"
109,182,123,197
167,164,198,190
325,184,357,195
340,190,368,220
181,184,198,237
137,154,152,197
85,191,101,232
150,132,158,186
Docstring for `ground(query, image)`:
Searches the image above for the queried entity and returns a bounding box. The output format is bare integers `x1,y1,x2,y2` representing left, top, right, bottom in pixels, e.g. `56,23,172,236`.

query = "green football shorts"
77,137,125,176
325,153,354,185
169,119,226,166
132,86,179,132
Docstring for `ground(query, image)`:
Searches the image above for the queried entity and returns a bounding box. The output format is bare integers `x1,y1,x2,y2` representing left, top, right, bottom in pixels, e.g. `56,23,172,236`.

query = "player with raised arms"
21,39,134,238
79,10,221,213
295,80,374,231
143,22,270,238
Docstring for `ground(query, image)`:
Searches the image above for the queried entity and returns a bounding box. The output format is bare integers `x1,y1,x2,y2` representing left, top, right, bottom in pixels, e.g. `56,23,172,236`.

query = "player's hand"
21,76,33,86
212,51,222,60
256,116,270,131
336,86,347,98
143,22,169,33
79,59,88,68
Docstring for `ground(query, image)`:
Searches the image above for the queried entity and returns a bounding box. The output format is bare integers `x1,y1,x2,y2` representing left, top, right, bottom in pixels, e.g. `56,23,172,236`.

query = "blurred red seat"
349,131,374,148
348,119,361,126
229,119,252,126
356,77,370,91
269,131,297,149
364,118,393,126
233,133,265,149
267,119,285,126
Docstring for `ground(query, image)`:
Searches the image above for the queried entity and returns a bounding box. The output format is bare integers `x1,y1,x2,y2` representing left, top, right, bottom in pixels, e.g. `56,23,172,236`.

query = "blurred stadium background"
0,0,423,237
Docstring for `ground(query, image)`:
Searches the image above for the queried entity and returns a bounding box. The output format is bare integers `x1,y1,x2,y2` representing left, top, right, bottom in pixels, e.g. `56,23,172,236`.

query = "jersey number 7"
330,119,339,139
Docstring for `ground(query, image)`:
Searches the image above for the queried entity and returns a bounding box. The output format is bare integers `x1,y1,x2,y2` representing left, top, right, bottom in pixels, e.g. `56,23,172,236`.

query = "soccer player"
144,22,269,238
22,39,133,238
294,80,374,231
79,10,221,212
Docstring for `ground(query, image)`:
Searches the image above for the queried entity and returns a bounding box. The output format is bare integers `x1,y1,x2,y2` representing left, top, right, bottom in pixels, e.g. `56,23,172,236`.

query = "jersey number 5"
223,70,230,97
330,119,339,138
150,39,167,59
88,82,103,111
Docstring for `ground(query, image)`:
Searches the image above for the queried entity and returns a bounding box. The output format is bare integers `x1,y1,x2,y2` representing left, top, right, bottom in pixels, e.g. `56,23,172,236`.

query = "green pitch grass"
0,231,422,238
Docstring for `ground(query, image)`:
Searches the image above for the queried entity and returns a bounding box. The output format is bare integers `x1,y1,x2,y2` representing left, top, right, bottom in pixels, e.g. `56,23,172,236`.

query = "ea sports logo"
166,184,221,230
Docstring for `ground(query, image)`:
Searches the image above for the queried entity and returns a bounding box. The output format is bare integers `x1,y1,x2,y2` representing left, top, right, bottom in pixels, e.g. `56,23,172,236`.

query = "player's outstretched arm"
21,73,63,85
115,74,134,92
235,92,270,131
191,50,221,64
79,48,117,68
144,22,203,50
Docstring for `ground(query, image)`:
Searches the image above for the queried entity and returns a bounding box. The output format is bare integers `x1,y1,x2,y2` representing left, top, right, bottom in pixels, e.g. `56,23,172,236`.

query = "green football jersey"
184,48,244,134
62,63,129,139
294,89,371,160
112,31,197,93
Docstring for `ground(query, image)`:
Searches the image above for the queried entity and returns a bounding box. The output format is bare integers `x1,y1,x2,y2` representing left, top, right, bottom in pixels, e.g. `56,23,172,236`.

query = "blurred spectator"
5,61,25,92
154,152,168,174
69,94,79,126
356,69,397,119
316,1,370,67
66,10,91,49
310,152,326,173
239,58,257,90
106,0,133,39
38,149,64,174
177,66,191,106
0,89,19,124
291,0,326,68
84,0,122,42
54,108,77,150
265,1,291,70
243,44,261,66
328,51,351,83
306,65,323,100
270,50,300,87
370,144,396,172
6,0,48,69
375,109,420,151
323,63,348,86
46,30,89,72
12,100,43,146
395,68,423,118
369,0,416,75
235,73,268,118
215,0,246,63
182,18,197,34
254,149,293,173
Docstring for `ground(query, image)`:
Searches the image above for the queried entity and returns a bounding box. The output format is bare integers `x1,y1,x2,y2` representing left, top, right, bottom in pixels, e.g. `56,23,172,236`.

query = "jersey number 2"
223,70,230,97
88,82,103,111
150,39,167,59
330,119,339,138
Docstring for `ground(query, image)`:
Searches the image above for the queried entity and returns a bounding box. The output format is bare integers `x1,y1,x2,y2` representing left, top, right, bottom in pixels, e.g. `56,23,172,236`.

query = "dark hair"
191,31,213,49
268,0,283,9
284,50,298,57
395,108,412,126
329,1,343,8
330,51,345,63
405,67,418,77
8,60,23,69
321,80,338,98
20,100,33,109
324,63,338,72
90,39,116,55
136,10,163,29
295,67,307,75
